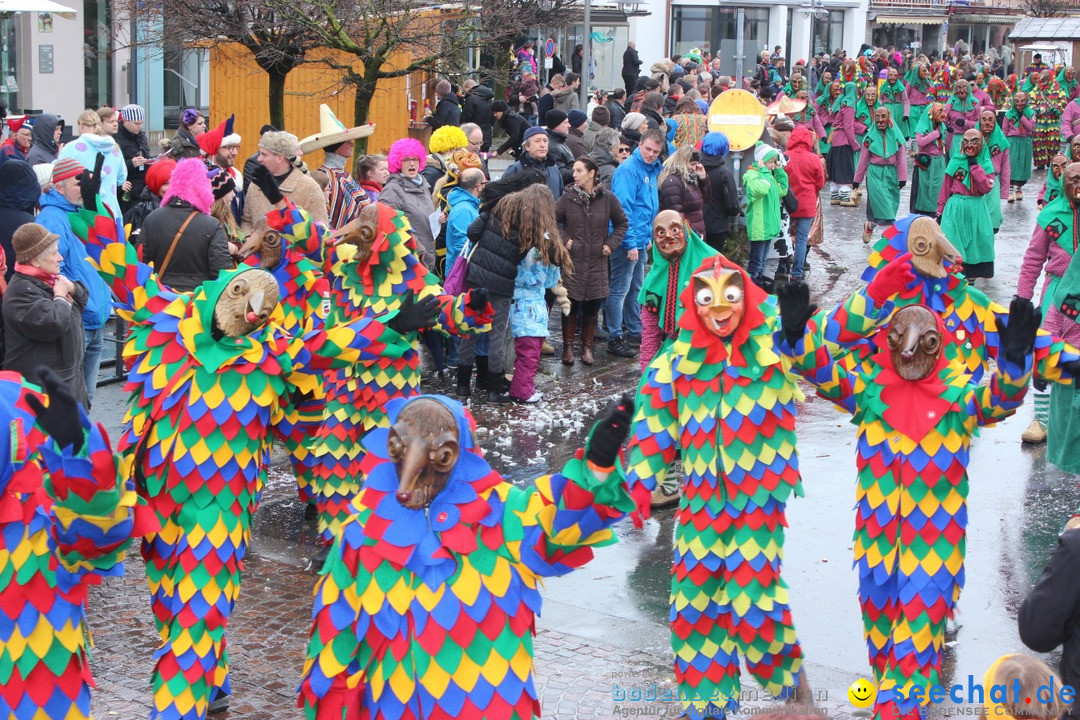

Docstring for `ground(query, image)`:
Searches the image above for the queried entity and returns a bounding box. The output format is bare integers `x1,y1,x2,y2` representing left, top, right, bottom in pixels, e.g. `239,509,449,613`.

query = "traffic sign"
707,89,766,152
545,38,556,58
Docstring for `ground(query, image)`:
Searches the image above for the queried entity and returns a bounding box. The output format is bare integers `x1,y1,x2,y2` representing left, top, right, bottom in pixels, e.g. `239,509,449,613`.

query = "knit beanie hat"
621,112,647,131
13,223,59,263
259,131,301,159
492,100,509,113
120,104,145,123
208,166,236,200
51,157,84,184
754,141,779,164
567,109,588,128
545,109,568,129
523,125,547,142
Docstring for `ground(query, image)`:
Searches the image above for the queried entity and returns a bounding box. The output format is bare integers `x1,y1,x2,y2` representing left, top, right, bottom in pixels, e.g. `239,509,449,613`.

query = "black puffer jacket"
495,111,531,158
465,213,525,299
0,160,40,284
658,173,710,236
2,272,89,406
116,124,151,212
461,85,495,149
427,95,461,130
141,197,233,292
701,153,740,236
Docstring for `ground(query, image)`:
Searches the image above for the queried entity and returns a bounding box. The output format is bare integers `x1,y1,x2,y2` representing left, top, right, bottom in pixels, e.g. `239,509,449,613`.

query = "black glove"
467,287,489,312
954,118,966,129
934,214,943,224
852,182,860,190
79,153,105,212
24,367,84,453
967,154,978,165
252,164,285,205
898,180,907,189
586,393,635,467
1033,375,1049,393
387,291,440,334
997,297,1041,369
773,237,789,257
776,280,818,348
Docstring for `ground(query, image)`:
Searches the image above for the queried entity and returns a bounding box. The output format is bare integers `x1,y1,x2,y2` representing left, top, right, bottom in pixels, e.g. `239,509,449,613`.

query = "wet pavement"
85,166,1078,718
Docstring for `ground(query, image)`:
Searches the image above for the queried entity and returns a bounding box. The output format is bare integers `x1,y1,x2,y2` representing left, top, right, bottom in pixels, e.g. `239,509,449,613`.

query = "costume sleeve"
854,146,871,184
37,409,136,594
265,199,328,265
1016,226,1052,300
984,302,1080,384
1018,531,1080,654
895,149,908,182
622,354,681,494
999,150,1011,199
67,202,179,322
418,280,495,338
969,162,995,195
916,127,942,151
937,175,953,216
818,285,896,348
296,317,412,375
778,317,858,414
968,352,1030,427
506,450,635,580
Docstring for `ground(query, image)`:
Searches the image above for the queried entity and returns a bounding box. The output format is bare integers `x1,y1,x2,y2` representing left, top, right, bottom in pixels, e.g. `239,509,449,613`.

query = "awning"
0,0,77,15
874,15,945,25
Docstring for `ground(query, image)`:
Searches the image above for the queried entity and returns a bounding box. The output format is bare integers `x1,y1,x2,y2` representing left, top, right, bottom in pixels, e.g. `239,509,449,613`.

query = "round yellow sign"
707,89,767,152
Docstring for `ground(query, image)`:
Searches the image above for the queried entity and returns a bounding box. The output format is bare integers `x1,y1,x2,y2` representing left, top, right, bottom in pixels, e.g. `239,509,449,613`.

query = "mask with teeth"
1065,162,1080,207
653,210,688,261
692,268,745,339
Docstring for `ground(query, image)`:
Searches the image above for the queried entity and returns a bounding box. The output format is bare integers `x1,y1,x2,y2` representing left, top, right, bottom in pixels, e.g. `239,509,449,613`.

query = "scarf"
905,66,931,92
866,118,905,158
943,139,995,191
1058,68,1077,98
830,82,857,114
1036,196,1079,257
1046,171,1063,205
855,96,879,126
879,79,906,102
982,123,1010,159
639,222,717,337
1003,99,1034,125
14,262,58,286
946,92,977,114
322,153,348,170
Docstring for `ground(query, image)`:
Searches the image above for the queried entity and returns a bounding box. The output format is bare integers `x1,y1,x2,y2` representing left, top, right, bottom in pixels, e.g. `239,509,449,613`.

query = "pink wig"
161,157,213,214
387,138,428,174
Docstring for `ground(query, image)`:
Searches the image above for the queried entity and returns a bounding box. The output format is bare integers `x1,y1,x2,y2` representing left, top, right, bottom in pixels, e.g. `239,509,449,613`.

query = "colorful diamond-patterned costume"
298,394,634,719
855,218,1080,385
0,371,136,719
274,202,492,544
782,307,1033,720
69,204,414,720
622,256,893,719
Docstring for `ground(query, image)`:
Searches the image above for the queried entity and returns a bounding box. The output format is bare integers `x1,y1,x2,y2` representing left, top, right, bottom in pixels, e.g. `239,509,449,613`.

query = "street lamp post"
800,0,827,68
581,0,591,108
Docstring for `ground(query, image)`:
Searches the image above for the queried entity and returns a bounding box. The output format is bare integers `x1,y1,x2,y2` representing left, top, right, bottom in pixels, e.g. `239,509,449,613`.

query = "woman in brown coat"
555,156,628,365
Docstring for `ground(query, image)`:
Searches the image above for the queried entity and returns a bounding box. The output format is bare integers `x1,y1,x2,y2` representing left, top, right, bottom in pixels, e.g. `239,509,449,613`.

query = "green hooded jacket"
744,155,788,241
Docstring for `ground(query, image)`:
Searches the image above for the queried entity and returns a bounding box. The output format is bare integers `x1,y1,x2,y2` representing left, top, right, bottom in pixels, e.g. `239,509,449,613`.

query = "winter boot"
580,315,597,366
1008,189,1016,203
475,356,489,391
863,222,874,244
455,364,473,398
486,371,511,404
830,191,841,205
561,315,576,365
839,190,856,207
1016,189,1024,201
541,340,555,355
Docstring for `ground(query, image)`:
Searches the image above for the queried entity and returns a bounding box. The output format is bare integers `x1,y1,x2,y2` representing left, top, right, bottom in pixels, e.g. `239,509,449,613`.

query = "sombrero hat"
766,95,807,116
299,104,375,154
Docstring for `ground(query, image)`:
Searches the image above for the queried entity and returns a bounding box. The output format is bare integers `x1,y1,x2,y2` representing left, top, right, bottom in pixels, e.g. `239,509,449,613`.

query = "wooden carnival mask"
886,305,942,381
388,398,461,509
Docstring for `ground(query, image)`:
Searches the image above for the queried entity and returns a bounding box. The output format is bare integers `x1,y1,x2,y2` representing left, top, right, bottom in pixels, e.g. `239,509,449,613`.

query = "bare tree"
116,0,316,129
1022,0,1071,17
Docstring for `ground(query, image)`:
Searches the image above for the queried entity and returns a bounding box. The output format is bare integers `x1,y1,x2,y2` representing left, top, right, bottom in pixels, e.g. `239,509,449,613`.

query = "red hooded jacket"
784,126,826,219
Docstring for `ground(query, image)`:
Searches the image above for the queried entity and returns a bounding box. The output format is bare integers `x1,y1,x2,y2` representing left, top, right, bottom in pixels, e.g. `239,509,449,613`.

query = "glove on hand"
388,291,440,334
776,281,817,348
25,367,84,453
997,297,1041,369
252,164,285,205
586,393,635,468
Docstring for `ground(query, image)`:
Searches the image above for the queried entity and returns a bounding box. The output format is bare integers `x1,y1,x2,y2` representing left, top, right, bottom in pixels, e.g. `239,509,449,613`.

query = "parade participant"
980,109,1010,234
1062,87,1080,142
638,209,717,370
854,84,880,146
854,106,907,244
1038,162,1080,471
792,90,825,142
624,252,913,720
986,76,1010,114
69,163,442,719
1059,65,1078,102
905,62,935,135
945,79,980,151
1004,91,1035,202
1030,70,1067,169
0,368,135,720
827,82,859,207
1038,154,1068,208
818,81,842,186
879,67,909,138
1016,163,1080,445
777,284,1040,720
299,393,636,719
299,105,374,229
744,142,788,286
912,103,948,216
556,156,627,366
814,69,834,101
937,129,997,278
972,72,996,112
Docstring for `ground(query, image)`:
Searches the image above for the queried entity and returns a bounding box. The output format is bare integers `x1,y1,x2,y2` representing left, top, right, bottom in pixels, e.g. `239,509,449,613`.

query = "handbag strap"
157,210,199,278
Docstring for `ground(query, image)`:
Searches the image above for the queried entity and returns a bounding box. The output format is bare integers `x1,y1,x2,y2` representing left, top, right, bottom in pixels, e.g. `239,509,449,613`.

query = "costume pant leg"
275,392,325,504
148,502,247,720
310,372,369,544
671,482,741,718
723,497,803,698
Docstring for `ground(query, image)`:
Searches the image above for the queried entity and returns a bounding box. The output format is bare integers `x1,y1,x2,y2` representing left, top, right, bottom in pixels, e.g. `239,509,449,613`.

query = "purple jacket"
830,106,858,149
854,144,908,184
916,125,947,158
988,143,1011,200
1003,114,1035,138
973,89,996,112
946,102,981,147
906,84,933,108
1061,100,1080,141
1017,225,1074,303
937,163,994,216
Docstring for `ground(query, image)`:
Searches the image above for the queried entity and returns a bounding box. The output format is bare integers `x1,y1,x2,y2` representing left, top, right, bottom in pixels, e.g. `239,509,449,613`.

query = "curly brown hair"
490,184,573,275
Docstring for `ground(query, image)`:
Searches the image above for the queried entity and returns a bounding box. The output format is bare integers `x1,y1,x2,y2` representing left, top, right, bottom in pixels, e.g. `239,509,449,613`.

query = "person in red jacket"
784,125,825,281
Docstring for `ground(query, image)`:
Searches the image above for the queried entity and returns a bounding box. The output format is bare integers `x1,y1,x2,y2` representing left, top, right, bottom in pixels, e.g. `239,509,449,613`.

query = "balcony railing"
870,0,1028,11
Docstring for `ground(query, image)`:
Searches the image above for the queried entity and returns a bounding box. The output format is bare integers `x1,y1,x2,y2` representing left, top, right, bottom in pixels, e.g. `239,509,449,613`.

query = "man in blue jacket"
36,157,111,406
606,128,663,358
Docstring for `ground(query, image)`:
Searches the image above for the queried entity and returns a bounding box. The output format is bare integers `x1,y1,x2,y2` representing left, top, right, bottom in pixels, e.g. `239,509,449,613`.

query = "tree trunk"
352,74,378,155
267,67,289,130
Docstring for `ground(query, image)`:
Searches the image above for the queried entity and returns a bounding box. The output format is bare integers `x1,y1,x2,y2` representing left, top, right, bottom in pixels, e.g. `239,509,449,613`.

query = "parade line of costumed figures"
5,148,1080,720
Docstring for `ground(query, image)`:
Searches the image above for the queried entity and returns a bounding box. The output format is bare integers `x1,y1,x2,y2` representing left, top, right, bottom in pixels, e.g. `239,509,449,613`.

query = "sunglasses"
617,147,631,154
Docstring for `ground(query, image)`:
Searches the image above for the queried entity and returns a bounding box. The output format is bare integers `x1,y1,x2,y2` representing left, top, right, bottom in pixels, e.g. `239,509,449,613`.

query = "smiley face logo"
848,678,877,709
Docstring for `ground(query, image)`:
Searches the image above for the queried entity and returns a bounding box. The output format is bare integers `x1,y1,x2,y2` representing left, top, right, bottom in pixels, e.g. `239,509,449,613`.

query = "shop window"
671,6,713,57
